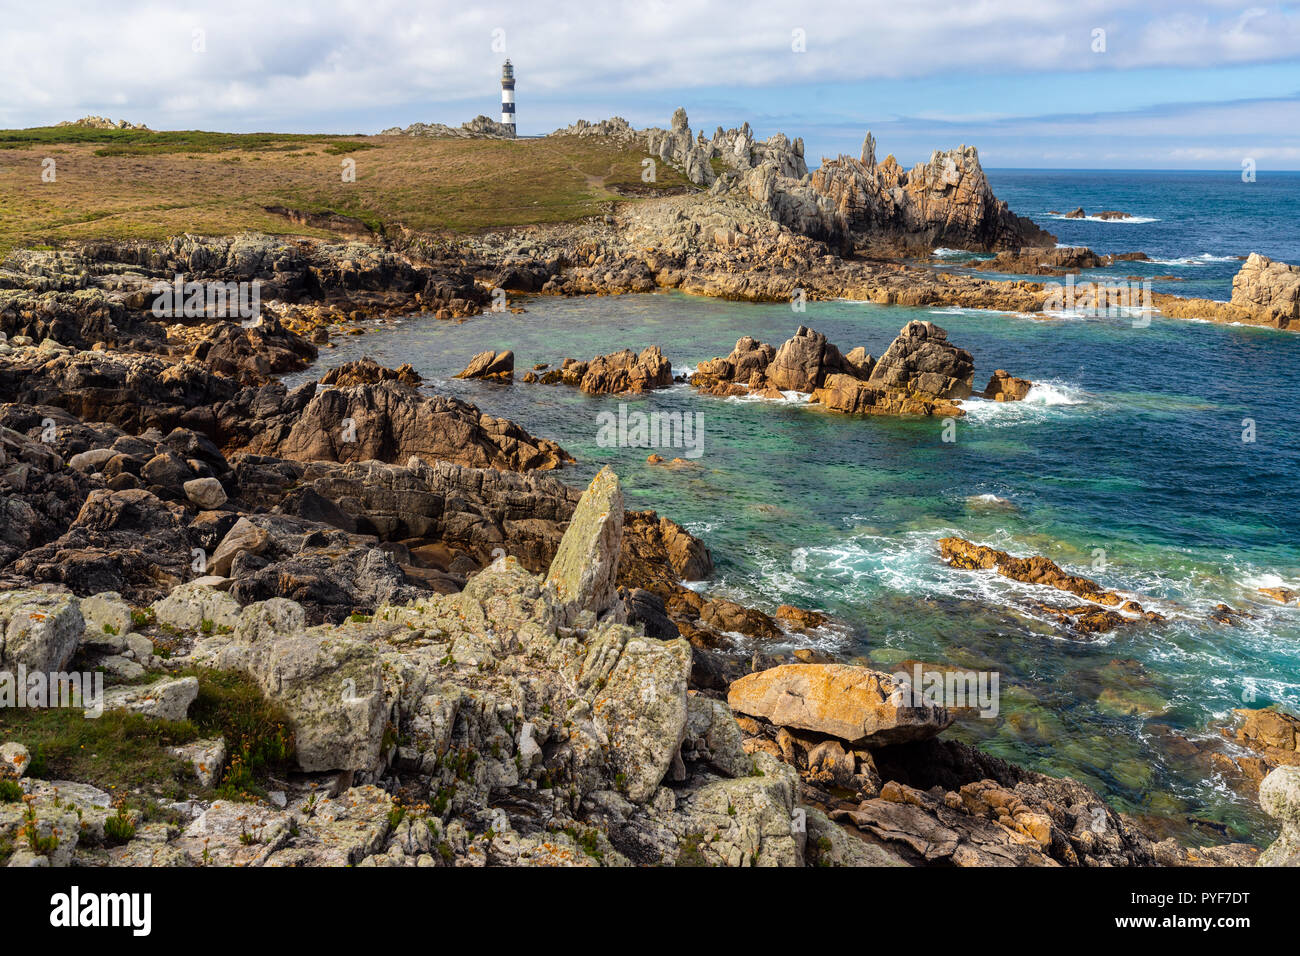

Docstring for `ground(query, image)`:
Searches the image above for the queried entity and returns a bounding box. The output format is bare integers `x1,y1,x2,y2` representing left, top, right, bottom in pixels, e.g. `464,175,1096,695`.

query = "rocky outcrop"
534,347,673,395
691,321,977,416
982,369,1032,402
1057,208,1132,221
939,537,1165,635
1230,253,1300,329
1151,254,1300,332
812,321,974,417
248,379,572,471
320,356,421,388
690,322,979,418
766,326,852,392
546,466,624,624
9,488,197,602
185,317,317,384
381,115,517,139
755,136,1056,254
866,320,973,398
1214,707,1300,786
830,739,1159,866
455,350,514,381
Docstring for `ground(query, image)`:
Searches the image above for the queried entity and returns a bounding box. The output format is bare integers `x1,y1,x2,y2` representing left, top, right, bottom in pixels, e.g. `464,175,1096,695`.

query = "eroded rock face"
537,347,673,395
186,317,316,384
728,664,953,746
831,739,1160,867
767,326,851,392
752,135,1055,254
9,488,195,601
320,356,422,388
867,321,974,400
1215,708,1300,786
692,322,983,418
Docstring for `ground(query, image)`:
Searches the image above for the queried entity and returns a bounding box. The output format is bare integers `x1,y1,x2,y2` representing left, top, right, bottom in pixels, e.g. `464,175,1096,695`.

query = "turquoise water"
291,291,1300,843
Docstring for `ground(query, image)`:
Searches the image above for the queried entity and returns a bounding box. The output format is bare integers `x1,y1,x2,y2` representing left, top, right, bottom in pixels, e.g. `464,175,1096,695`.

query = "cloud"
1,1,1298,166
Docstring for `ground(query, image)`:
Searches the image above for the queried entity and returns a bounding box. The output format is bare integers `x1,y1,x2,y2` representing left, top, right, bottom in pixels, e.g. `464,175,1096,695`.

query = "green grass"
0,126,697,258
180,668,294,800
0,126,347,154
0,707,198,794
0,669,294,801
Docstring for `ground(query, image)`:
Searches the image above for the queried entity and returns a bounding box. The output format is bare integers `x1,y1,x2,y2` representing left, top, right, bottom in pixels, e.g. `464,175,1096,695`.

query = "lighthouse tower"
500,60,516,137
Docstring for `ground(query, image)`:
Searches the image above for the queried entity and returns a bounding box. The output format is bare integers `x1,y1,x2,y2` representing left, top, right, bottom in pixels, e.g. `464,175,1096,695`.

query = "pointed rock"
546,466,624,623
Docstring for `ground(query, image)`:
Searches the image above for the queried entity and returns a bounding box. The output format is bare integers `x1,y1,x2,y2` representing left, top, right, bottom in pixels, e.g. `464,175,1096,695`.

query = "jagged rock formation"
320,356,422,388
554,110,808,192
1231,253,1300,327
530,346,673,394
691,321,978,417
1213,707,1300,786
248,379,571,471
781,137,1057,254
56,116,149,130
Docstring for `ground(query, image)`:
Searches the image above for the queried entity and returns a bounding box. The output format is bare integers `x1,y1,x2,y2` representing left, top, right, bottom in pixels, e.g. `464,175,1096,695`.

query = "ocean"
983,169,1300,301
288,170,1300,845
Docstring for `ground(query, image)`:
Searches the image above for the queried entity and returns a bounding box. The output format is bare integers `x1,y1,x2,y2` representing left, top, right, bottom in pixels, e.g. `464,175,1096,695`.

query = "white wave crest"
1145,253,1240,267
1046,213,1161,224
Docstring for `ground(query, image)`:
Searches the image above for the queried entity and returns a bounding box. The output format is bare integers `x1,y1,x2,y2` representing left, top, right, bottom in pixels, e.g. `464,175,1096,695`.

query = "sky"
2,0,1299,169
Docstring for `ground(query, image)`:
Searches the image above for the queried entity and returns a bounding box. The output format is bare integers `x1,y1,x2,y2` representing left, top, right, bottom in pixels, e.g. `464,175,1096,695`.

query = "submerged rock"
938,537,1164,634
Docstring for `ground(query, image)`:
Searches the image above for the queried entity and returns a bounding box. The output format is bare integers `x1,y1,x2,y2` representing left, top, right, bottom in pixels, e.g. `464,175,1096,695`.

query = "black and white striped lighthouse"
500,59,516,137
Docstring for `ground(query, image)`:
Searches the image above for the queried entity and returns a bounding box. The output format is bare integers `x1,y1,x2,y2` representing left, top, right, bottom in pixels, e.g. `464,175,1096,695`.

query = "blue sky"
3,0,1299,169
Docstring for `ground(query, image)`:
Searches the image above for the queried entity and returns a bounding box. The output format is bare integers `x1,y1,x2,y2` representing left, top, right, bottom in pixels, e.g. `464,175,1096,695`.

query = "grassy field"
0,126,696,257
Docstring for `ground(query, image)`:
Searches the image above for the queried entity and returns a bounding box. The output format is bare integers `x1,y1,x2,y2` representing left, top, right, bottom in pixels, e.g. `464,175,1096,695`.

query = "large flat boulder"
727,663,952,746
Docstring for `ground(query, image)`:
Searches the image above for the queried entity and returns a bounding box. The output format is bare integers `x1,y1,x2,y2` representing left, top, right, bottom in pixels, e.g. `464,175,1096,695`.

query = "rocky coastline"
2,112,1298,868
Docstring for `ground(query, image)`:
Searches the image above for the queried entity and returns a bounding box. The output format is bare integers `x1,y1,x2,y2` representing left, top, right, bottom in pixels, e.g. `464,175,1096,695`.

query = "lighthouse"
500,59,516,137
